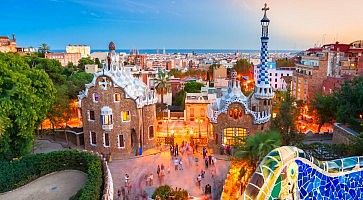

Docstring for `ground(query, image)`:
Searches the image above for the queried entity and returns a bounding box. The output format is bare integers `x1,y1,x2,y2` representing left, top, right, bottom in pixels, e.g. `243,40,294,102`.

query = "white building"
254,62,293,91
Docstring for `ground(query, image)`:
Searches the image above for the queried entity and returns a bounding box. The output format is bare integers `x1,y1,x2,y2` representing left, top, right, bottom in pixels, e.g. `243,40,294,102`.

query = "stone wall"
211,102,270,147
82,75,156,157
332,123,358,144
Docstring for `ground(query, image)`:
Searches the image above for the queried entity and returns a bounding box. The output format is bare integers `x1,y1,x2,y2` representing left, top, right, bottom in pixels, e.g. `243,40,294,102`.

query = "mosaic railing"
242,146,363,200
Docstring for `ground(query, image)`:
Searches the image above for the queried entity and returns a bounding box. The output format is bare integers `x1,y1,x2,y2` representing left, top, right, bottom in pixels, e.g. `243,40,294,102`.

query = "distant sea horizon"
52,49,301,54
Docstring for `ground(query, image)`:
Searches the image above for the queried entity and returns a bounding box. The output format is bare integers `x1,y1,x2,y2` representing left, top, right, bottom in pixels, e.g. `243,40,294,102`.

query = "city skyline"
2,0,363,50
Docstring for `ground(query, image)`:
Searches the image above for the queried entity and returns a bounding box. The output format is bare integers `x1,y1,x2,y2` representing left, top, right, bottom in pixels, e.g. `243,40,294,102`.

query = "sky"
1,0,362,50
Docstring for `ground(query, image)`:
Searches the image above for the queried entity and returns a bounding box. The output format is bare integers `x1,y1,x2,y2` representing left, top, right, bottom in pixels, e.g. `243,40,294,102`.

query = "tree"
334,77,363,124
272,89,303,145
78,57,95,71
183,81,204,93
233,130,282,168
155,69,170,105
311,94,337,132
94,58,102,68
38,43,50,57
66,71,93,99
275,58,295,68
0,53,55,160
234,59,253,74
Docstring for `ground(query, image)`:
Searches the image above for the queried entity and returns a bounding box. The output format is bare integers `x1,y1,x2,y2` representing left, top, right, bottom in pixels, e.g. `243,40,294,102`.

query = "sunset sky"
1,0,362,50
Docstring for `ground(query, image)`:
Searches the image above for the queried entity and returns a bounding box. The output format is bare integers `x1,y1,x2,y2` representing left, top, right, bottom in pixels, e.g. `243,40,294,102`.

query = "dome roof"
109,41,116,51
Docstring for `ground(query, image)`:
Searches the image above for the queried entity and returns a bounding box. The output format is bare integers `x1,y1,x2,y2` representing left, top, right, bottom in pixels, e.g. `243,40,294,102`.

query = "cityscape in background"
1,1,363,200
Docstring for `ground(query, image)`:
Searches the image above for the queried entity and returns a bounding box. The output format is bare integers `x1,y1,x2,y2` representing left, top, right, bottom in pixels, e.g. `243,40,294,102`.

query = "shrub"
152,185,188,200
0,150,103,200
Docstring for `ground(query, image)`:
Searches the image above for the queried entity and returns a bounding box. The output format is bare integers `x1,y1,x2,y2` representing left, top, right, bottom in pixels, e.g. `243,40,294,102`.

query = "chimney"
12,34,16,41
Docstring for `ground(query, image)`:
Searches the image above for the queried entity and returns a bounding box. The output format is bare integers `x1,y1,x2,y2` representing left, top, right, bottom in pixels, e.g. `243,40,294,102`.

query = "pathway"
0,170,87,200
109,148,230,199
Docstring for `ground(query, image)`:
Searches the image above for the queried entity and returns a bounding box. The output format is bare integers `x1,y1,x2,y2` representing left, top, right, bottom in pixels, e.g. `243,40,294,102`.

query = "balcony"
102,124,113,131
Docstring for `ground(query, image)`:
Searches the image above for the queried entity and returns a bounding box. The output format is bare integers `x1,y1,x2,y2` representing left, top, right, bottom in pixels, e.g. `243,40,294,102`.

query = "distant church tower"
254,3,274,100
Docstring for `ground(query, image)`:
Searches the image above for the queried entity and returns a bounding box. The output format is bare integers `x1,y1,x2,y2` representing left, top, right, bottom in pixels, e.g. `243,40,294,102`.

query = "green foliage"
169,69,183,78
297,143,353,160
0,150,103,199
272,89,302,145
152,185,188,200
311,94,337,132
351,133,363,156
38,43,50,57
67,72,93,99
234,59,253,74
233,130,282,167
152,185,172,199
172,90,186,108
334,77,363,124
0,53,56,160
155,70,170,104
183,81,204,93
26,54,92,129
275,58,295,68
78,57,95,71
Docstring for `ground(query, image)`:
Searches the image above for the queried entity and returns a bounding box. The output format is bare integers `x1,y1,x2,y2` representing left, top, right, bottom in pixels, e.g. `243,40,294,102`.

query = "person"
175,143,179,156
121,187,126,199
149,173,154,186
117,189,121,200
124,174,130,187
161,163,165,171
179,159,183,170
212,156,217,166
170,145,174,157
201,170,205,178
205,157,209,169
174,157,179,170
197,174,202,188
195,157,199,166
157,165,161,177
208,155,212,165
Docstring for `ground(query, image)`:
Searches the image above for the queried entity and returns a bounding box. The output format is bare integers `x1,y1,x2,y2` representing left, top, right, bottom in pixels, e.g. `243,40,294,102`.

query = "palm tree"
233,130,282,168
155,69,170,105
38,43,50,54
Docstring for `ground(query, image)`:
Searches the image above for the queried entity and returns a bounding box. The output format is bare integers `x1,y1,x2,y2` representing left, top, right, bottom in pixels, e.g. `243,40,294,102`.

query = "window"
114,93,121,102
102,115,113,125
93,93,99,102
90,131,96,146
122,111,131,122
89,110,95,121
149,126,154,139
223,128,247,145
190,108,194,119
275,73,277,76
104,132,110,147
200,108,205,117
275,78,277,82
118,135,125,148
275,84,277,88
287,74,289,76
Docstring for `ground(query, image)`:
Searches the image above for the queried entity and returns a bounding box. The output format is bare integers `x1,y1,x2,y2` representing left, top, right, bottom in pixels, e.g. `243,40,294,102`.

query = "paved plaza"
109,147,231,199
0,170,87,200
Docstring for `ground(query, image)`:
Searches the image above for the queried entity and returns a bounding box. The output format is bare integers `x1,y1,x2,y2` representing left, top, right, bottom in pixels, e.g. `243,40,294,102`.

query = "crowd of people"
117,141,218,200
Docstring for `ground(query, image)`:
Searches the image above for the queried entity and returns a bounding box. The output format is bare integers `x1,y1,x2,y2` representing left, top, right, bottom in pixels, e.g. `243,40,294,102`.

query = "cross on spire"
262,3,269,15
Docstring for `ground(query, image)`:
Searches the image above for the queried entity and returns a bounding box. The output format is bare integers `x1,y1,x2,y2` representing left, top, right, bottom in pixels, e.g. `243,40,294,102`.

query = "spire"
254,3,273,99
